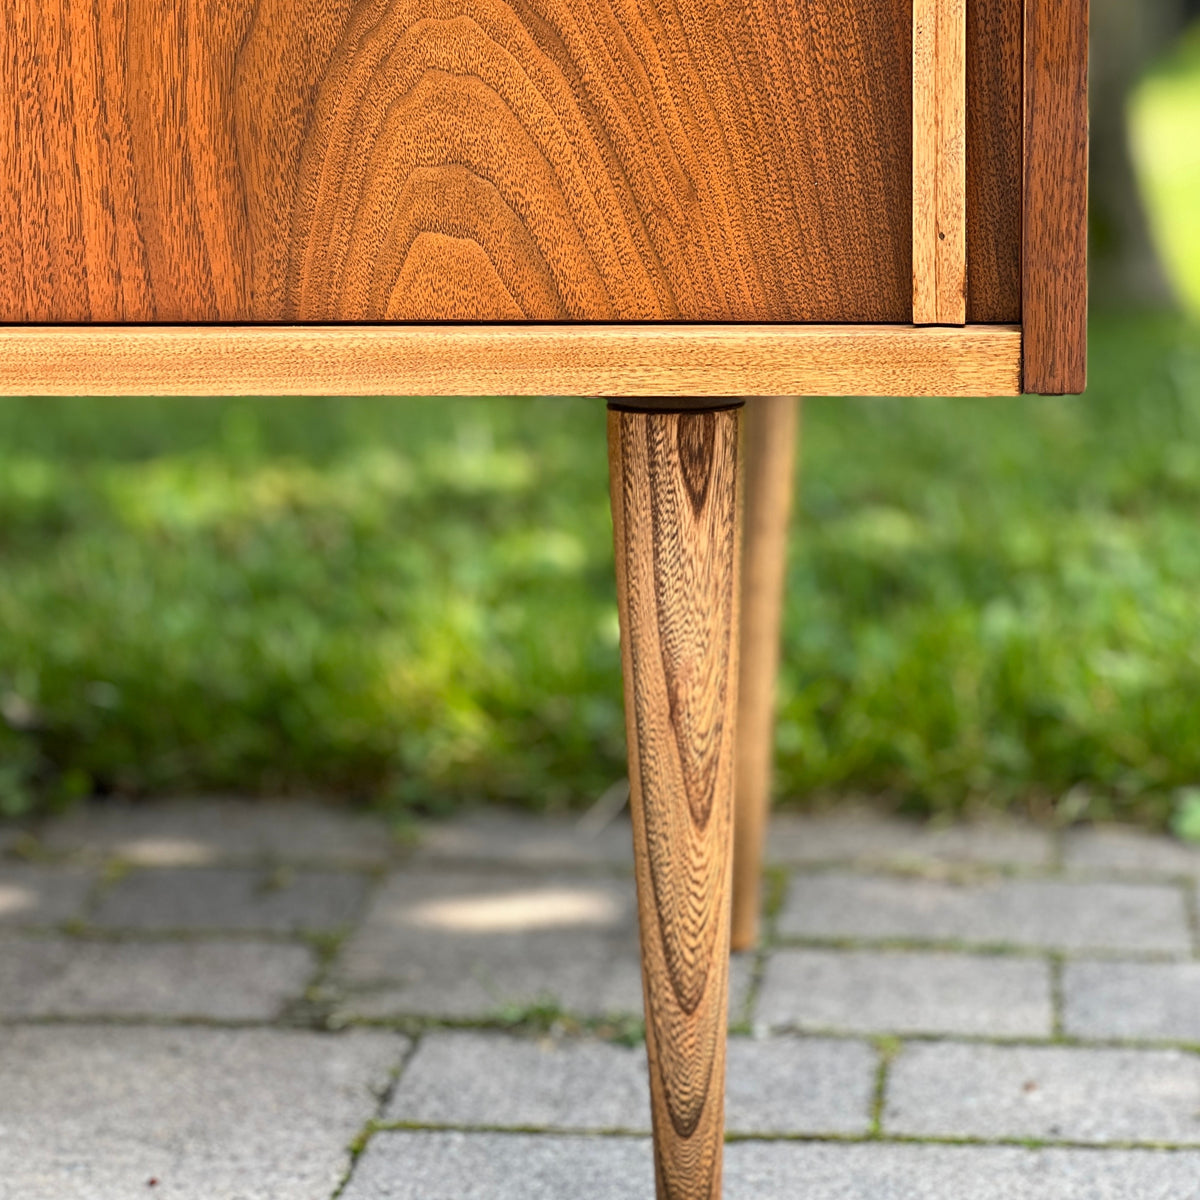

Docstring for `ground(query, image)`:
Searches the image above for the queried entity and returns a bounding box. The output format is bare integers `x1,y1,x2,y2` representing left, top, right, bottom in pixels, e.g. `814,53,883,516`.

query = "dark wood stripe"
1022,0,1089,394
607,398,747,414
966,0,1023,323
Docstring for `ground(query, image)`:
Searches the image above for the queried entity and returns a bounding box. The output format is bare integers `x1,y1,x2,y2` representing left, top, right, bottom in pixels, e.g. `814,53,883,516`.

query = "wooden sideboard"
0,2,1089,1196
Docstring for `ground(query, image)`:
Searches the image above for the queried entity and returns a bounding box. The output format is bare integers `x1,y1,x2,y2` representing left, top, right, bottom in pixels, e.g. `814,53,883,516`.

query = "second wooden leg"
609,401,742,1200
731,396,800,952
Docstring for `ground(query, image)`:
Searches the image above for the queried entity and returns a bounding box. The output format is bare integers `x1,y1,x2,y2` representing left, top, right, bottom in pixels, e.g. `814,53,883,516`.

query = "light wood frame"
0,323,1021,398
913,0,967,325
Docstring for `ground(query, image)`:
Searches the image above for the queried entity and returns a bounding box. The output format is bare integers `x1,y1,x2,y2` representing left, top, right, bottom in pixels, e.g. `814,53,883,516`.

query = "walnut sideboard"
0,0,1088,1195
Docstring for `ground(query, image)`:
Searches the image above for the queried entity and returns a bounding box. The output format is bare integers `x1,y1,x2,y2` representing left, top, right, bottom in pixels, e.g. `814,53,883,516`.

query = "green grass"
0,397,623,815
2,313,1200,826
3,35,1200,828
777,314,1200,826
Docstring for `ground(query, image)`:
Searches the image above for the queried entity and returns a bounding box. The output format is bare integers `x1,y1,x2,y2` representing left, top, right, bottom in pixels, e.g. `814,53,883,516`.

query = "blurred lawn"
3,315,1199,827
1132,21,1200,315
3,45,1200,828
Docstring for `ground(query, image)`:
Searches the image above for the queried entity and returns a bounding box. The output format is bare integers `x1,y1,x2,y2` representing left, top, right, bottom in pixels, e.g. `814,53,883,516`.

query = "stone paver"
333,867,643,1019
778,870,1192,953
886,1042,1200,1145
93,865,369,932
0,863,93,926
344,1132,652,1200
415,812,633,869
0,1025,405,1200
387,1031,874,1136
344,1133,1200,1199
40,797,396,866
726,1142,1200,1200
1064,961,1200,1043
0,822,30,855
3,799,1198,1198
724,1036,877,1135
388,1031,649,1130
334,867,752,1020
767,810,1053,870
0,935,315,1020
1065,826,1200,878
757,948,1053,1037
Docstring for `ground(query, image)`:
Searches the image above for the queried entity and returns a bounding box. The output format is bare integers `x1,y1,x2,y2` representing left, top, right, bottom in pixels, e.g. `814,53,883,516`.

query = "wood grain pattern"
966,0,1023,323
1023,0,1089,394
1,0,912,324
731,396,799,954
608,403,741,1200
0,325,1023,397
913,0,967,325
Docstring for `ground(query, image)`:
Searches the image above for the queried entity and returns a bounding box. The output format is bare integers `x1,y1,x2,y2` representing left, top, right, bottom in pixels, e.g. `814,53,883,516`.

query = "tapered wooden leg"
731,396,800,952
608,399,742,1200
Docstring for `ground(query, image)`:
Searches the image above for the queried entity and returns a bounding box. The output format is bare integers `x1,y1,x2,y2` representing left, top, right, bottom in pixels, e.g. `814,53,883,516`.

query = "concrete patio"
1,799,1198,1198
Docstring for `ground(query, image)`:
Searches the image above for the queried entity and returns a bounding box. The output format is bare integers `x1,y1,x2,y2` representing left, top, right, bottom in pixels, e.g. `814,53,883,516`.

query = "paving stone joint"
2,800,1198,1199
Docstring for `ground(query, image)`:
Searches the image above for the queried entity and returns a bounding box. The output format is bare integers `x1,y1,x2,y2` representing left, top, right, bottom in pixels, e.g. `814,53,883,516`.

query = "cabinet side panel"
966,0,1023,323
1023,0,1088,394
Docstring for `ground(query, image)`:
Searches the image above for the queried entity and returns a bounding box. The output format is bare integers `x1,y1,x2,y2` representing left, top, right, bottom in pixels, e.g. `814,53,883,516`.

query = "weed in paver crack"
3,832,51,863
751,1021,1200,1057
76,861,122,921
773,932,1185,963
258,865,297,893
355,1121,1200,1153
868,1035,901,1137
332,1038,422,1198
737,866,789,1034
492,996,568,1032
491,998,646,1046
386,815,424,852
99,858,134,887
604,1017,646,1049
762,866,790,925
1049,953,1067,1041
771,856,1053,882
280,928,352,1030
375,1120,647,1139
859,861,1010,887
723,1130,1200,1151
1185,882,1200,957
38,923,313,946
1047,827,1066,872
334,1008,647,1048
305,929,349,965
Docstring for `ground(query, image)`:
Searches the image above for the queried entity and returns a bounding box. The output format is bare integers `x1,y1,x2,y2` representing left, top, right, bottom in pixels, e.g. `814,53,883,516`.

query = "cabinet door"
1,0,1020,325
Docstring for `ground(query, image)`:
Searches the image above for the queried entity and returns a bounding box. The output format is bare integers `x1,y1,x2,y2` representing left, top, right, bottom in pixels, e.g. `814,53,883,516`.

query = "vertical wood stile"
913,0,968,325
608,402,742,1200
1022,0,1089,394
731,396,800,953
